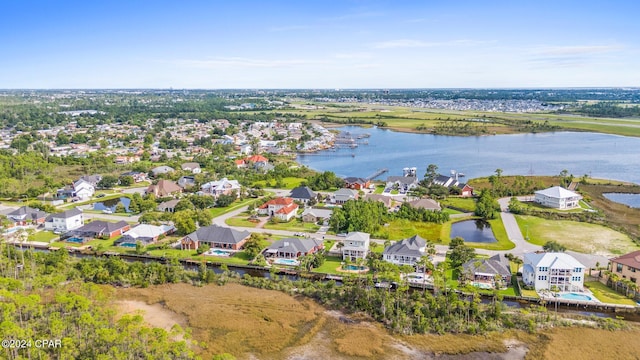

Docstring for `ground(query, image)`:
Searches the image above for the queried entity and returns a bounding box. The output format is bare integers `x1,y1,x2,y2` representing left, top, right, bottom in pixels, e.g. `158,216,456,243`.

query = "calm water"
449,220,497,243
297,126,640,183
93,197,131,212
603,193,640,208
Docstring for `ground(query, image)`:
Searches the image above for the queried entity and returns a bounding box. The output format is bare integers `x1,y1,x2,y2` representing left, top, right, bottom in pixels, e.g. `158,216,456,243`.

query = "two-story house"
382,235,427,266
257,197,299,222
534,186,582,210
342,232,370,261
200,178,241,197
44,208,84,233
523,252,585,292
609,250,640,289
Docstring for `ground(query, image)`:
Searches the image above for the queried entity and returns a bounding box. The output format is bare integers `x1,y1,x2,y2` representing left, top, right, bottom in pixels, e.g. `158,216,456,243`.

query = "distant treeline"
569,102,640,118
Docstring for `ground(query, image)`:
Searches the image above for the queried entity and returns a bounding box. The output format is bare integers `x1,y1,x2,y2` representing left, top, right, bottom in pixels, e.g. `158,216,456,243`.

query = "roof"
7,206,48,220
122,224,175,239
364,194,392,207
276,203,299,215
301,208,333,219
408,198,441,211
79,175,102,184
334,188,358,196
245,155,269,163
346,232,370,242
157,199,180,210
344,177,367,184
76,220,129,234
47,208,82,220
260,197,295,208
383,235,426,257
266,238,324,254
535,186,581,199
386,176,418,185
151,165,175,175
187,225,250,245
463,254,511,277
147,180,182,197
611,250,640,270
181,162,200,170
524,252,585,269
289,186,316,200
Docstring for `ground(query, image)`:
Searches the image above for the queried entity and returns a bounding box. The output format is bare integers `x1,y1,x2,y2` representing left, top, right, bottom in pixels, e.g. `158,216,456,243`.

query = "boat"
102,209,113,214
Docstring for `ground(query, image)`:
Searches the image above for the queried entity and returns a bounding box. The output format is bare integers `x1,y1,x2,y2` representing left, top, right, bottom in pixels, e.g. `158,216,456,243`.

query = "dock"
365,168,388,180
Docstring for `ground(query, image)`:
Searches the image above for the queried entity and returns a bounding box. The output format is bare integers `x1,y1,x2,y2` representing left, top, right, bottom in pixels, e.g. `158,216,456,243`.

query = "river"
297,127,640,184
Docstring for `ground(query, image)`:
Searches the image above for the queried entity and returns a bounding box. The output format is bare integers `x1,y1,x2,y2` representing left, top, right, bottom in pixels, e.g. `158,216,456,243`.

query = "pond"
450,219,497,243
603,193,640,208
93,197,131,213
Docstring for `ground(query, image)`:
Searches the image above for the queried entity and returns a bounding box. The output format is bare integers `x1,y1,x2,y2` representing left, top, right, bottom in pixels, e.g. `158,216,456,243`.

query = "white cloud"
527,44,624,68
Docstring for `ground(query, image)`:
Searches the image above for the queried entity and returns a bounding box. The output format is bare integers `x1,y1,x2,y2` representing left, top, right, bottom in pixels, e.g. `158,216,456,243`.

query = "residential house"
382,235,427,266
342,232,370,261
523,252,585,292
534,186,582,210
150,165,175,177
344,177,371,190
333,188,359,205
181,225,250,250
264,238,324,259
363,194,393,209
258,197,299,222
120,171,147,183
289,186,316,204
44,208,84,232
609,250,640,288
301,208,332,224
408,198,441,211
181,162,202,174
65,220,130,239
146,180,182,197
386,175,419,193
157,199,180,213
200,178,241,197
79,174,103,187
462,254,512,289
432,174,474,197
115,224,175,246
6,206,48,228
178,176,196,189
58,178,96,200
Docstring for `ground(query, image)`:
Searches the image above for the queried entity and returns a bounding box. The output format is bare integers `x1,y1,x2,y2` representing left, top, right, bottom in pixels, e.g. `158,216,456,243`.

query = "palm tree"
608,272,620,292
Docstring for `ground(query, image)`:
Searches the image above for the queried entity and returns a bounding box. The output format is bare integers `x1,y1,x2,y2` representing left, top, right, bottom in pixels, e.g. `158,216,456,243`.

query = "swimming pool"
343,264,366,271
206,249,232,257
473,282,493,290
559,292,592,301
120,243,137,248
66,237,84,243
274,258,299,266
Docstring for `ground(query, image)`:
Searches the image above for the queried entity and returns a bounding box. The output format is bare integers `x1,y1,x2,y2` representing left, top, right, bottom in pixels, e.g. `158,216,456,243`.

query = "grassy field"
252,177,306,189
378,219,444,242
515,215,639,257
31,231,58,242
578,183,640,239
312,255,344,275
584,281,637,306
440,197,476,212
536,327,640,360
225,216,260,228
263,220,320,233
209,198,259,218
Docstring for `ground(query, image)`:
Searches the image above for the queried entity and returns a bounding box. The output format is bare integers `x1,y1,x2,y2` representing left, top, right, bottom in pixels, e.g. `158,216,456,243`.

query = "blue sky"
1,1,638,88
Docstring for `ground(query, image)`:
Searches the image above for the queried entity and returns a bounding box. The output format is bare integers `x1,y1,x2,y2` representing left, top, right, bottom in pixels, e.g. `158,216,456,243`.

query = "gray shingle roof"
383,235,426,257
463,254,511,277
266,238,323,254
188,225,250,245
7,206,48,220
47,208,82,220
289,186,316,200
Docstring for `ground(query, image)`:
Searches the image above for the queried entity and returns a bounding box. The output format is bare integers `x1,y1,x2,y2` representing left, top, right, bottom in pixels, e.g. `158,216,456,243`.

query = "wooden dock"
365,168,388,180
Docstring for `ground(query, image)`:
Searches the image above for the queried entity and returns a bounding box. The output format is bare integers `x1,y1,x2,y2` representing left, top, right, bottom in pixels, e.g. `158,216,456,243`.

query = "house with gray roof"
289,186,316,204
44,207,84,232
115,224,175,246
301,208,332,224
64,220,130,239
333,188,359,205
6,206,48,227
264,238,324,259
408,198,441,211
157,199,180,213
462,254,512,289
386,175,419,193
342,232,370,261
383,235,427,266
151,165,175,177
181,225,250,251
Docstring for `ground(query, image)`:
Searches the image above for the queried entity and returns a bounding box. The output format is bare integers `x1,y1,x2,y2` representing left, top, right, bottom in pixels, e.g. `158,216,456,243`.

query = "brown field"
114,283,640,360
579,183,640,240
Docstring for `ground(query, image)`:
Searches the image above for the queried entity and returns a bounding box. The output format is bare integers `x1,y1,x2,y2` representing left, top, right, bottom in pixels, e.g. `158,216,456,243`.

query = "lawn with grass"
225,216,260,228
515,215,639,257
209,198,259,218
584,281,637,306
440,197,476,212
378,219,443,242
442,208,463,215
50,237,116,249
312,255,343,275
263,220,320,233
31,231,58,242
253,177,306,189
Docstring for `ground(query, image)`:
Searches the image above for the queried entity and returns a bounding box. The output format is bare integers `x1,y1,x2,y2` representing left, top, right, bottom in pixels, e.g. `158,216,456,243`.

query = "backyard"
584,281,637,306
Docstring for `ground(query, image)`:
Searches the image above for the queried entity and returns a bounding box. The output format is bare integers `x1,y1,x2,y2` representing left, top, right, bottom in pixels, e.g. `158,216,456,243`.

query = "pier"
365,168,388,180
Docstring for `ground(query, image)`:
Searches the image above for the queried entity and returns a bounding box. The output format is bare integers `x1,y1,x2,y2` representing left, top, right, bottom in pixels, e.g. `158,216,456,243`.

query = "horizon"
2,1,639,88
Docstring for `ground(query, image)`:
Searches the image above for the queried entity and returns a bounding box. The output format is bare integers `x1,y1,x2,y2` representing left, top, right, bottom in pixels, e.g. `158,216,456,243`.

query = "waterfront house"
382,235,427,266
301,208,332,224
264,238,324,259
363,194,393,209
534,186,582,210
344,177,370,190
44,208,84,233
289,186,316,204
181,225,250,250
333,188,359,205
385,175,418,193
146,180,182,197
431,174,474,197
200,178,241,197
608,250,640,288
523,252,585,292
6,206,48,229
65,220,130,240
462,254,512,289
258,197,299,222
181,162,201,174
342,232,370,261
115,224,175,246
65,179,96,200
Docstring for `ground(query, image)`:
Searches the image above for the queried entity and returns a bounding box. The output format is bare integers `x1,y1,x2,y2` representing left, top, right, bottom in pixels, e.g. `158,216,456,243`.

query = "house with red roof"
258,197,299,222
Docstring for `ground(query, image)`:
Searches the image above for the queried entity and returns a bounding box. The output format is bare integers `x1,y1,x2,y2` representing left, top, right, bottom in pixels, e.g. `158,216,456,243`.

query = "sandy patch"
115,300,187,332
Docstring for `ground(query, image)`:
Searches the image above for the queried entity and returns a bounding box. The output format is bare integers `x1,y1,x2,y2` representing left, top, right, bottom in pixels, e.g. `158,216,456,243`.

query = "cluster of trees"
303,171,343,191
485,170,547,198
572,102,640,118
329,199,388,234
474,190,500,220
394,203,450,224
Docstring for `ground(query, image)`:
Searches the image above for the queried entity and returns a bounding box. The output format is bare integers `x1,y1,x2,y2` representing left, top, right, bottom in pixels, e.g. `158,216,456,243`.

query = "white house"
522,252,585,292
181,162,202,174
44,208,84,233
382,235,426,266
342,232,370,261
257,197,299,222
534,186,582,210
200,178,241,197
73,179,95,200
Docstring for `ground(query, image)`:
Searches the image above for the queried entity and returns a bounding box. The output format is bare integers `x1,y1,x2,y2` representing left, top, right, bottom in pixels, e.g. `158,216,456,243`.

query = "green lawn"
225,216,260,228
442,208,463,215
50,237,117,249
584,281,637,306
31,231,58,242
263,220,320,233
440,197,476,212
517,280,539,298
373,185,385,194
515,215,639,257
209,198,260,218
312,255,344,275
253,177,306,189
377,219,443,242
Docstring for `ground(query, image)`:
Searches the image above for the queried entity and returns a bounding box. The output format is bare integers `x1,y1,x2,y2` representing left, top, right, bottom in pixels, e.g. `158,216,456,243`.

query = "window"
616,263,623,273
631,277,637,284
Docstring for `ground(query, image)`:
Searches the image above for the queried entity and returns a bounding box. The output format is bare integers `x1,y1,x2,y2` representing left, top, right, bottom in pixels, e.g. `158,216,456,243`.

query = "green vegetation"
30,231,58,242
311,255,343,275
440,197,476,212
584,282,637,306
263,220,320,232
225,216,259,228
252,176,306,189
376,219,443,241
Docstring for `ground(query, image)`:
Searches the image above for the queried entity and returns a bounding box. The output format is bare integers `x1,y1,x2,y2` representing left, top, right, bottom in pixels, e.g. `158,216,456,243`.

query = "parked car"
337,233,347,237
102,209,113,214
96,193,106,198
